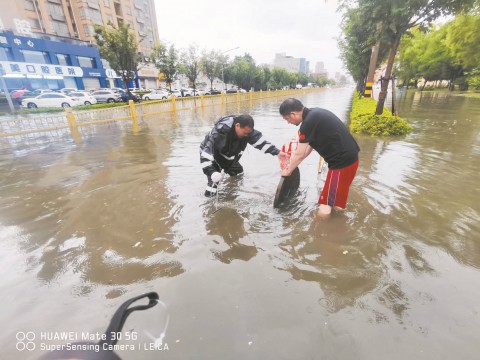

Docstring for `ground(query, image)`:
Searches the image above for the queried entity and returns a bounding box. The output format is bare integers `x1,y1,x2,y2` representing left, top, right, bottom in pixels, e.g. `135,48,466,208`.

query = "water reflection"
206,207,257,263
2,88,480,360
278,214,383,313
0,127,184,287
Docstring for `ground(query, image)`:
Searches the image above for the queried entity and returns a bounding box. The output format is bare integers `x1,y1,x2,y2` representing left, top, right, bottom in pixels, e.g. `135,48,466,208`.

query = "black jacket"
200,116,280,175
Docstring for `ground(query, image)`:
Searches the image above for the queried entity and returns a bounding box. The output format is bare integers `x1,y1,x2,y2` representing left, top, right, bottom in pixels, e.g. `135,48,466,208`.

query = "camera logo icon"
16,332,36,351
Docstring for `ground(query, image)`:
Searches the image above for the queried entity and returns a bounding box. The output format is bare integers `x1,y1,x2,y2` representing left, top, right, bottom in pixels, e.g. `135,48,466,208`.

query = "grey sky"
153,0,346,77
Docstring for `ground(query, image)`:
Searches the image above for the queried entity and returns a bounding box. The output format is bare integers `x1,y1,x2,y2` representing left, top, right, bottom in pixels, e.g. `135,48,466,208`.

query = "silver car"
91,90,122,103
70,91,98,105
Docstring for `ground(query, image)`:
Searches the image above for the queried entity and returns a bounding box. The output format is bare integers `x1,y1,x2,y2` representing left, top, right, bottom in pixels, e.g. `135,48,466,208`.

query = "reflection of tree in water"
0,128,184,289
206,208,257,264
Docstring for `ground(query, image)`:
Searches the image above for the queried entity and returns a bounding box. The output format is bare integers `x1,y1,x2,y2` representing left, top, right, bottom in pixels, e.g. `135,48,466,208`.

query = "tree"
444,13,480,70
396,28,425,88
231,54,257,90
179,44,201,90
271,68,291,89
338,6,388,94
344,0,476,114
152,44,179,91
94,23,141,93
418,26,456,89
201,50,222,90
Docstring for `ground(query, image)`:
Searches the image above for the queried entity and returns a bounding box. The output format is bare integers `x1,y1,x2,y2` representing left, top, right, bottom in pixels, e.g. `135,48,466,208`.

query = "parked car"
204,88,222,95
119,90,141,103
31,89,55,96
70,91,97,105
91,90,122,103
167,89,183,98
179,88,192,97
226,87,247,94
142,89,170,100
60,88,77,95
21,93,82,108
191,89,204,96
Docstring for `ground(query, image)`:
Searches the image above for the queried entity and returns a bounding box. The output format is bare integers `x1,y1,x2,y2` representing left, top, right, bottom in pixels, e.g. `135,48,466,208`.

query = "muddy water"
0,88,479,359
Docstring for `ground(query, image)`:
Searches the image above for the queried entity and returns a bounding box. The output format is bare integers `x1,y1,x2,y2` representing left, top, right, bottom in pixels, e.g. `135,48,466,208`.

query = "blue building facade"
0,31,120,91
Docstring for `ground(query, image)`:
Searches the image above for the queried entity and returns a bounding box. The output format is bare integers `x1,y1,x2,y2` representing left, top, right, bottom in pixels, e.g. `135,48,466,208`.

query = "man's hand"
277,151,287,162
211,172,223,183
281,165,293,177
278,151,288,170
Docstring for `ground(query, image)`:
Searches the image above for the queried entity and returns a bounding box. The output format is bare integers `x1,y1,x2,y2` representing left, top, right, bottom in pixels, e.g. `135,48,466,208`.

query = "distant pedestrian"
279,98,360,217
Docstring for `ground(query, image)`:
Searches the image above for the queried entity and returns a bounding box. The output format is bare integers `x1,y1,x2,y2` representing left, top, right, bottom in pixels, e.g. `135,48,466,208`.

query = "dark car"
120,90,141,103
204,88,222,95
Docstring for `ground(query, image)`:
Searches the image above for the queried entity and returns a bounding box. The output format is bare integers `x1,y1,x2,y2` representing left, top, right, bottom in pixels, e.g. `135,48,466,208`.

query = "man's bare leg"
316,204,332,219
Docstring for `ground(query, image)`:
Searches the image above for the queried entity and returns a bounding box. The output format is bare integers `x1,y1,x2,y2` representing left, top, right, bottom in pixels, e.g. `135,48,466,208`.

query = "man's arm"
200,131,219,176
248,129,280,155
281,142,313,176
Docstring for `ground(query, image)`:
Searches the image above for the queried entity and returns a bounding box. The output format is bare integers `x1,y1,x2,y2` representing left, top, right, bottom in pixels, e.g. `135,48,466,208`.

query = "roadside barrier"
0,88,322,139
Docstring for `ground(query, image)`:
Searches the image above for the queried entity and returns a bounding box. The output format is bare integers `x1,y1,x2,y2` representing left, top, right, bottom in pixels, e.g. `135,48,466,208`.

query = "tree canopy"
339,0,477,113
94,23,141,91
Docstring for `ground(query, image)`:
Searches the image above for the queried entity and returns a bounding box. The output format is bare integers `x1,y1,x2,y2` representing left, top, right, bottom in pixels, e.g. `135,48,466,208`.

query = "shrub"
350,92,412,136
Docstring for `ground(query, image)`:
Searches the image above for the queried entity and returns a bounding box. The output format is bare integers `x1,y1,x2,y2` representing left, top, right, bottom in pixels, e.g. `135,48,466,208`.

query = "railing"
0,88,322,139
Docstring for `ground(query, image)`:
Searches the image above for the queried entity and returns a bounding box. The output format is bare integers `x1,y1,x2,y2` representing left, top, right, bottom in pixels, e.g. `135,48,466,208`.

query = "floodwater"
0,88,479,360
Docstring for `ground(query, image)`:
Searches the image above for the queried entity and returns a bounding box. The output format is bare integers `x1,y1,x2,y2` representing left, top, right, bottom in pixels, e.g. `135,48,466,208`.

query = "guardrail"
0,88,322,139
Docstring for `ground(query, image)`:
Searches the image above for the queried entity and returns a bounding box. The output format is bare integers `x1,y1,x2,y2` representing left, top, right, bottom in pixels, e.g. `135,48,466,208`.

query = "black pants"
204,161,244,197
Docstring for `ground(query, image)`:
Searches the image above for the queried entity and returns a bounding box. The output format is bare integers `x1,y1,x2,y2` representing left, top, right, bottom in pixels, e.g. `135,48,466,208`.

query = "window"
83,24,95,36
24,0,35,11
47,3,65,20
56,54,72,66
21,49,50,64
51,21,69,36
79,7,103,24
77,56,97,68
0,47,13,61
29,18,41,31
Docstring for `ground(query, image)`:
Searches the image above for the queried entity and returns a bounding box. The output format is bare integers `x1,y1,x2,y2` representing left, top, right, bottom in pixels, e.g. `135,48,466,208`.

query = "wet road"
0,87,479,359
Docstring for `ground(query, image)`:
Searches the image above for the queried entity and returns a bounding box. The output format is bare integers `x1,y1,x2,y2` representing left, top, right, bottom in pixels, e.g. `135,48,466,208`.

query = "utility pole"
0,66,15,113
220,47,239,91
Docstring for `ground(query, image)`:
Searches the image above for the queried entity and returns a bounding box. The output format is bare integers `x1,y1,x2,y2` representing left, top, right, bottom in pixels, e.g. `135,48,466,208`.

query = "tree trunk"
375,34,401,115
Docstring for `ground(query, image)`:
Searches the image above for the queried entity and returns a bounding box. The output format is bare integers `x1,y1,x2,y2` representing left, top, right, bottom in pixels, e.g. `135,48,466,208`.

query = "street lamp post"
220,47,239,91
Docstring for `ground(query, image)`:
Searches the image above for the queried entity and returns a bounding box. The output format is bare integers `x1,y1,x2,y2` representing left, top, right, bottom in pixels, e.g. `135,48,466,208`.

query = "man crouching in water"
200,114,286,197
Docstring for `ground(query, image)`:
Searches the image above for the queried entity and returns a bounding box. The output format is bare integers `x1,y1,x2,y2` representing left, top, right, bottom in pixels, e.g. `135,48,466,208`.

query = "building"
273,53,309,75
0,30,107,91
0,0,160,89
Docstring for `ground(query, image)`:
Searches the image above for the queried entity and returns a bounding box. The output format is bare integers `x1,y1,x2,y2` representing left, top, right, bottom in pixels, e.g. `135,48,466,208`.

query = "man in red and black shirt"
279,98,360,217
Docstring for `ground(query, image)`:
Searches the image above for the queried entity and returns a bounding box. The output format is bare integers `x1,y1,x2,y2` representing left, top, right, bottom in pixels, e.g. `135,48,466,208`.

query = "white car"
70,91,98,105
142,89,170,100
180,88,192,97
60,88,78,95
168,89,183,98
191,89,204,96
22,93,83,108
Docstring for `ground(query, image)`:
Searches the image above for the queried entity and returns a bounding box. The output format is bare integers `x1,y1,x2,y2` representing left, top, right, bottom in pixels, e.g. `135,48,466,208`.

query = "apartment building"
273,53,309,75
0,0,160,88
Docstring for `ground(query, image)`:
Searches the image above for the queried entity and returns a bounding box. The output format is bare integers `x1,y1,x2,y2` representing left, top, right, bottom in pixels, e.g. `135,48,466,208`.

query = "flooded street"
1,87,479,359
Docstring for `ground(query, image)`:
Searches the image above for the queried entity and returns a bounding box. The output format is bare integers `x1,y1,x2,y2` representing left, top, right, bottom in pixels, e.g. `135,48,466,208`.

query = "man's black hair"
279,98,304,115
234,114,254,128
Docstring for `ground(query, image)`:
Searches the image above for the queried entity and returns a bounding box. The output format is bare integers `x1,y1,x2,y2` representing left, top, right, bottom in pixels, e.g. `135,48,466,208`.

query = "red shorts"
319,160,359,209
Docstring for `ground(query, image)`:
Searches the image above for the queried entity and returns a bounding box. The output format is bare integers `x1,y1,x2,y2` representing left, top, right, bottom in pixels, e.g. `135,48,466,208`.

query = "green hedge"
350,92,412,136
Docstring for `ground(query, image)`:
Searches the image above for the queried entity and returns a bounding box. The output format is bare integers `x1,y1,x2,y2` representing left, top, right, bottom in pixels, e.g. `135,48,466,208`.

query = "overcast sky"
153,0,346,77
